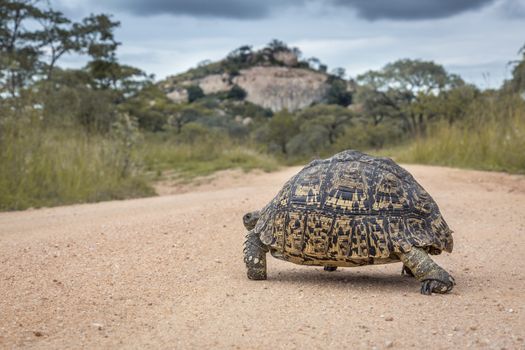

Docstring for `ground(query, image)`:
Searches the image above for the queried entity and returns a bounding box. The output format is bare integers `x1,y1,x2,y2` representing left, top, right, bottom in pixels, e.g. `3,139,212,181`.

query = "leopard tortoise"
242,150,455,295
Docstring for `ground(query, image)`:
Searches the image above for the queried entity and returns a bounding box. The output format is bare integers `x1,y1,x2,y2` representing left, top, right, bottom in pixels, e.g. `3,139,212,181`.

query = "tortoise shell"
254,150,453,267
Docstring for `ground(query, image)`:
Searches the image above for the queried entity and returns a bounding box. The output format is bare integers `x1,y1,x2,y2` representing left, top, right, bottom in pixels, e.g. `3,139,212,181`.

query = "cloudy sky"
54,0,525,88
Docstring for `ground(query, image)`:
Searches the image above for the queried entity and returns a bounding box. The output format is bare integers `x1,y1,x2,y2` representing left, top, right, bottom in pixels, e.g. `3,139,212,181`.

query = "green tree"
0,0,47,96
419,84,479,125
333,121,403,151
38,9,80,81
307,57,321,70
36,67,116,130
0,1,109,94
507,43,525,94
357,59,464,134
326,79,352,106
0,1,149,120
227,45,252,64
298,104,354,145
267,39,288,52
331,67,346,79
168,104,212,134
354,85,403,126
120,84,171,131
266,109,298,155
79,14,151,98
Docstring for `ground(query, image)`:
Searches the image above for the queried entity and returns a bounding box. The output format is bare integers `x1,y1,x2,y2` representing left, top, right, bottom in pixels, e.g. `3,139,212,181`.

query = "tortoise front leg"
398,247,455,295
243,230,268,280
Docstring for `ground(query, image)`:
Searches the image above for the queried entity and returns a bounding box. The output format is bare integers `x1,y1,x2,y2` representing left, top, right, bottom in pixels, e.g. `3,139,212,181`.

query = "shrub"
186,85,205,102
228,84,247,100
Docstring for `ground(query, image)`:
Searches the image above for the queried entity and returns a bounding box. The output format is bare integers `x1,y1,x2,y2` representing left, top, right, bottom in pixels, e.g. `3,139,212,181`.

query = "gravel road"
1,165,524,349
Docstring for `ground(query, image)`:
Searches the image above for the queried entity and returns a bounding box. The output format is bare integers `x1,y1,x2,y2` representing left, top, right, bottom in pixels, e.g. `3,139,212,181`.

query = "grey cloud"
498,0,525,18
109,0,280,19
333,0,496,20
97,0,497,20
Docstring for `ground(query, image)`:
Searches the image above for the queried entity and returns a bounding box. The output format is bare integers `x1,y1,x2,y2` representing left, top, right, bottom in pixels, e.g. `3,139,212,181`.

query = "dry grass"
0,123,153,211
384,94,525,173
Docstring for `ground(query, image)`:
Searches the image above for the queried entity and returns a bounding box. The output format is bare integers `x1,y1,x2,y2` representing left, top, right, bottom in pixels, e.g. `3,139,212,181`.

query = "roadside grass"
137,133,279,181
0,123,154,211
381,94,525,174
2,93,523,212
0,123,278,211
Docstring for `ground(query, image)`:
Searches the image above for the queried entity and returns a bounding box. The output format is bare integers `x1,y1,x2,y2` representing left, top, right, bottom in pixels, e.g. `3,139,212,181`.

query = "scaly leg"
243,230,268,280
398,247,455,295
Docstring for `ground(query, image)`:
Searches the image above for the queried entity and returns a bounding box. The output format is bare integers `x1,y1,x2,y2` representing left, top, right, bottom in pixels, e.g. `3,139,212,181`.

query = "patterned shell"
254,150,453,267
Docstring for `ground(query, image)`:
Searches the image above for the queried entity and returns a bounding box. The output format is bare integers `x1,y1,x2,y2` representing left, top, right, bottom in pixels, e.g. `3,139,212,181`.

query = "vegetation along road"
1,165,524,349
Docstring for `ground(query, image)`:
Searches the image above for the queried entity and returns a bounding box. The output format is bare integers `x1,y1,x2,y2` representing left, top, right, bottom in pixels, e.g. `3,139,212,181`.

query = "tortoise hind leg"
243,230,268,280
398,247,455,295
324,266,337,272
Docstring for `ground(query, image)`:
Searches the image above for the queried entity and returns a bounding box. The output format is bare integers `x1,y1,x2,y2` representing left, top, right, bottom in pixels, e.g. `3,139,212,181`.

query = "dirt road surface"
1,165,525,349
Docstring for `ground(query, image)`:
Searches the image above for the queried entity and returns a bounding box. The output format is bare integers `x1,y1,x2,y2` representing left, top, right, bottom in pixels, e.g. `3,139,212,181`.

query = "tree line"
2,0,524,161
0,0,152,131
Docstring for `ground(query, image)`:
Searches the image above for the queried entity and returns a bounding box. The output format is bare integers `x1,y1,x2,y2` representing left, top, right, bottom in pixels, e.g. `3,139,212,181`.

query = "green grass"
3,92,523,212
383,94,525,173
0,124,154,211
0,122,278,211
137,133,279,181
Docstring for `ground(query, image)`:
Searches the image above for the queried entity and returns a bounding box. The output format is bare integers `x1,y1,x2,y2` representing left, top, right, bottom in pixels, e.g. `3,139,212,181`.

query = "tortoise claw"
420,280,433,295
420,278,455,295
401,265,415,277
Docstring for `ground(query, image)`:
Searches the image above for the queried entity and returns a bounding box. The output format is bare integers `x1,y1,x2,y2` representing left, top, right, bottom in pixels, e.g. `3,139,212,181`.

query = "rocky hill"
159,41,352,112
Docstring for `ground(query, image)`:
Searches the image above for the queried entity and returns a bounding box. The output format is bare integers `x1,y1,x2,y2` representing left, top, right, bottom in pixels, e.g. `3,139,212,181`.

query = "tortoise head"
243,210,260,230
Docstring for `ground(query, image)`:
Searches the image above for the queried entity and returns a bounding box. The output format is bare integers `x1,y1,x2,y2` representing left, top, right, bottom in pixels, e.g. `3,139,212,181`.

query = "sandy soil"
1,165,524,349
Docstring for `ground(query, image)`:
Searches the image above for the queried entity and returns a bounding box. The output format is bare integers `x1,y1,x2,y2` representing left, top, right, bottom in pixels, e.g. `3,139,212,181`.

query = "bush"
43,84,118,133
334,121,403,151
286,126,328,158
228,84,247,100
326,79,352,106
186,85,205,102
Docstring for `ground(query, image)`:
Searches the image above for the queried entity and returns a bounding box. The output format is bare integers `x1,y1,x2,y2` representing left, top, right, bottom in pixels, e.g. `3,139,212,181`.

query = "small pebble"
385,340,394,348
33,331,43,337
385,316,394,321
92,323,104,330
